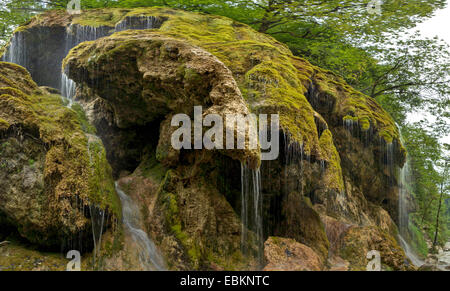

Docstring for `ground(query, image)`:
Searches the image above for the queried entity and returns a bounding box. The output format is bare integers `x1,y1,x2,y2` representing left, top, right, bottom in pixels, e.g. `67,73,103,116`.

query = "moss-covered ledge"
0,61,120,249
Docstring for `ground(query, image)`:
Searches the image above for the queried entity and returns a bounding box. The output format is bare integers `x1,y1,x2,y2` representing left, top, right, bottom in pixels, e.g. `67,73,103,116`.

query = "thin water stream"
115,182,166,271
241,164,263,268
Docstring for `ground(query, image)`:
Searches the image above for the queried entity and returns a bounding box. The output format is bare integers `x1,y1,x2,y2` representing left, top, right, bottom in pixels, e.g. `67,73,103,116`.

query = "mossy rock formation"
1,7,411,270
0,62,119,251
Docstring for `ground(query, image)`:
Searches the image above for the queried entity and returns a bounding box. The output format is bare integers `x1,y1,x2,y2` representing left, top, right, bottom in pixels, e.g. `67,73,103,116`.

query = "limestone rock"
0,62,119,250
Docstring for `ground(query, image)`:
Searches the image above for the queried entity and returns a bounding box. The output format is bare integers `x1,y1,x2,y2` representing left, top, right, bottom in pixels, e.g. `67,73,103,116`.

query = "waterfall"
115,182,166,271
283,131,303,196
59,25,112,101
86,134,107,263
397,127,425,267
398,154,410,236
59,21,169,268
59,17,163,102
398,235,424,267
398,128,411,236
2,31,26,66
66,24,112,49
61,72,76,104
115,16,162,32
89,205,106,262
241,164,263,267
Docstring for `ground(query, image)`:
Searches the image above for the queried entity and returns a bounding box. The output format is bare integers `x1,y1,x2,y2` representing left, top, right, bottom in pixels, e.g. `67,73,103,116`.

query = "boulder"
0,62,119,251
264,237,323,271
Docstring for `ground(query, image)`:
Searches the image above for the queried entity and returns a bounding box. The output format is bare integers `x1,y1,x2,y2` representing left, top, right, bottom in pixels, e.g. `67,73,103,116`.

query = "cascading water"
60,25,111,100
58,18,169,268
61,72,76,104
398,153,411,236
115,182,166,271
282,132,303,195
89,205,106,260
397,127,425,267
398,235,424,267
115,16,163,32
66,24,111,48
2,31,26,66
60,16,162,102
241,164,263,267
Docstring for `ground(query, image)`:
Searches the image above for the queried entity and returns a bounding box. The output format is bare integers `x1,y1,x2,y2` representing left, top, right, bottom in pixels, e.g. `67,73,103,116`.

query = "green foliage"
403,123,449,248
409,219,429,258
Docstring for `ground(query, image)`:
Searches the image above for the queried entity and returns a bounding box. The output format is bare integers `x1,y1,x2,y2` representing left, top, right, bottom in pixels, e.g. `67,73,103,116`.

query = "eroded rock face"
64,34,260,168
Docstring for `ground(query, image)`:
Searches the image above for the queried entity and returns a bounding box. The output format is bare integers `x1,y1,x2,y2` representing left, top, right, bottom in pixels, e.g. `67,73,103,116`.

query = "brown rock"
339,226,413,271
263,237,323,271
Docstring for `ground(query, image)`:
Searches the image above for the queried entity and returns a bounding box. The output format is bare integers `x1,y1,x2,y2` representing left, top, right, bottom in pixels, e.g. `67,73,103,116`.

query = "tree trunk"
433,164,448,247
432,188,443,246
258,21,272,33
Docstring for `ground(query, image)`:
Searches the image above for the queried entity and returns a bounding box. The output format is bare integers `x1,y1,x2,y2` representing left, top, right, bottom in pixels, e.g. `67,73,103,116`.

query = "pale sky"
416,2,450,44
411,2,450,145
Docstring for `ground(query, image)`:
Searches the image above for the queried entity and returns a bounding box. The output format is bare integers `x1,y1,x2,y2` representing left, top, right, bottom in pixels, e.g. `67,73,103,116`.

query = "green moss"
359,116,371,131
140,153,168,182
71,9,127,27
380,129,393,144
87,138,121,217
183,67,202,83
409,221,428,258
0,62,121,241
319,129,344,191
71,103,97,134
0,118,10,131
0,87,30,101
0,62,38,95
161,189,201,266
0,241,68,271
315,68,400,147
244,60,318,154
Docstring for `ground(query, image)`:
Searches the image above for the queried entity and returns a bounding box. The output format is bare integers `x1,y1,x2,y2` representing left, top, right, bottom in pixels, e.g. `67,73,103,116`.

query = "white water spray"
241,164,263,267
61,72,76,104
2,31,26,66
115,16,162,32
397,127,424,267
115,182,166,271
